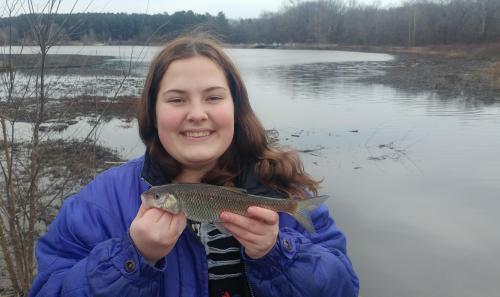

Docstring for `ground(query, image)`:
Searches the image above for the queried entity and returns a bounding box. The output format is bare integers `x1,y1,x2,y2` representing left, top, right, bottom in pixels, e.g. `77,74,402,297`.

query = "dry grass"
388,43,500,60
488,61,500,86
477,61,500,88
389,43,500,89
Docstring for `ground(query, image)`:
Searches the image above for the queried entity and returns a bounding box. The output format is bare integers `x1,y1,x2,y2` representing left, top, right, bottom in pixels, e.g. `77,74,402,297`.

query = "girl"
30,33,359,297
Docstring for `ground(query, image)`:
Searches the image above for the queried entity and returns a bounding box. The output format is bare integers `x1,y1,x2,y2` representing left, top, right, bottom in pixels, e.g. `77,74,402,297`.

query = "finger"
170,212,187,234
220,212,259,234
144,207,168,223
247,207,279,225
156,210,174,226
136,203,150,218
231,234,257,251
222,222,260,243
223,221,278,258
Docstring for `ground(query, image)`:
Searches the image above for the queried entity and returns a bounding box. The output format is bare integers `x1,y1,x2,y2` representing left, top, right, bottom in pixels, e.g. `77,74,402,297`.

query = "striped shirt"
189,221,252,297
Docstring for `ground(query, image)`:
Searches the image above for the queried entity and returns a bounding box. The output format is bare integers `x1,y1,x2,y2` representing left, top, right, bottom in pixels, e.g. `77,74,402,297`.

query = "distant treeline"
0,11,230,44
1,0,500,46
236,0,500,45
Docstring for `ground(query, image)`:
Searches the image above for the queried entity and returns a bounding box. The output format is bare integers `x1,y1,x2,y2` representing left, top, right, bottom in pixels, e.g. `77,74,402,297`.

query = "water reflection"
252,61,387,102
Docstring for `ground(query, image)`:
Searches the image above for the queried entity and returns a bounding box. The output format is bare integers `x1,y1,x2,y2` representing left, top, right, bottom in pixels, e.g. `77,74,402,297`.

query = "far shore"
2,42,498,104
3,41,500,58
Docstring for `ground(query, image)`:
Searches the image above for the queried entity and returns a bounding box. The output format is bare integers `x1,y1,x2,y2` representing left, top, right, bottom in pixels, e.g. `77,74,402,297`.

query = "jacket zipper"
140,177,152,188
186,222,211,297
243,260,256,297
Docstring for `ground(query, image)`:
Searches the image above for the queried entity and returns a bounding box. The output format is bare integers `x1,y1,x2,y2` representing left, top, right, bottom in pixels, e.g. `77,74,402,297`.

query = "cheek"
156,106,182,132
217,108,235,136
219,114,234,130
222,117,235,148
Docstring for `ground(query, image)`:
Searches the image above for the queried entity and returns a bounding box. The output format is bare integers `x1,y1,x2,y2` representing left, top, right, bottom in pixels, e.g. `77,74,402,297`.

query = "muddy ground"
0,54,112,72
0,95,138,132
360,52,500,104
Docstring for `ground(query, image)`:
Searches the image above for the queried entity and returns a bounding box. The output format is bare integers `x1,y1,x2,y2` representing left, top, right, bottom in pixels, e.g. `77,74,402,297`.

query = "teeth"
184,131,211,138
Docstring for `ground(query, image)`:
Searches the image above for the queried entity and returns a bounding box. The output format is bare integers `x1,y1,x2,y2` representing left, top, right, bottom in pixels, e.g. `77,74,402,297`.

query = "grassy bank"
235,42,500,60
0,54,112,72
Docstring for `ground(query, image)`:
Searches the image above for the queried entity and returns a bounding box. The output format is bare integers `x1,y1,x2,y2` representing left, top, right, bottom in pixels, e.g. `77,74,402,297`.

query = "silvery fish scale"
156,183,296,222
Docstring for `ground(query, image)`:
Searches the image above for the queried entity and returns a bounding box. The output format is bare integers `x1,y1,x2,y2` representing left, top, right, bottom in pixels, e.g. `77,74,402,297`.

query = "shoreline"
2,43,498,108
4,41,499,56
360,52,500,103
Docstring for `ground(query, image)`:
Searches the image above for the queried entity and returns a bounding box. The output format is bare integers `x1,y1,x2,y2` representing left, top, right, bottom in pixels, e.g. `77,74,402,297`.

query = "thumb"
136,202,152,218
167,212,187,235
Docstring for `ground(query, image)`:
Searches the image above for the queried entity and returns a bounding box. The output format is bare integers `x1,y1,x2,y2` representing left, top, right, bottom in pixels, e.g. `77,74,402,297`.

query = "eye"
154,193,161,200
167,97,185,103
207,95,223,102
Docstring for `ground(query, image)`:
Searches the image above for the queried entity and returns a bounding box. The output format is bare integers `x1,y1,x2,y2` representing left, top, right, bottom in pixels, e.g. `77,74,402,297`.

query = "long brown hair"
138,33,319,197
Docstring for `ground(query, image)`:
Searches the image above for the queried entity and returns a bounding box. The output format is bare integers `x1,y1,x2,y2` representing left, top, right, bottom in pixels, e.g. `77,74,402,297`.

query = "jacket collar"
141,151,171,186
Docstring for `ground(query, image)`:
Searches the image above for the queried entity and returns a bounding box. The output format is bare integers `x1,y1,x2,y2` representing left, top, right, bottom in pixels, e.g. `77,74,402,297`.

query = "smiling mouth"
182,131,213,138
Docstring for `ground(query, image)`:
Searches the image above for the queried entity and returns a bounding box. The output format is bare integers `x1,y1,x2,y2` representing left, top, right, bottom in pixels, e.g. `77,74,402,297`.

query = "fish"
141,183,329,233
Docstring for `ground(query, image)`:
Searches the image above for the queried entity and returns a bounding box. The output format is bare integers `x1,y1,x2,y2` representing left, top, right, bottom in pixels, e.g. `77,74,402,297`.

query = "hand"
130,203,187,264
220,206,279,259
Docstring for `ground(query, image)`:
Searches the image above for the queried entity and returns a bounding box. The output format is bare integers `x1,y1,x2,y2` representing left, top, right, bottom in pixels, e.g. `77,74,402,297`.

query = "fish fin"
221,186,248,194
214,222,231,235
291,195,329,233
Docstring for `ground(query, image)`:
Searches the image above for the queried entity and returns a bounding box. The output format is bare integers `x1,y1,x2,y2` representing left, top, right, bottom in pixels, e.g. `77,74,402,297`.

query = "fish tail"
292,195,329,233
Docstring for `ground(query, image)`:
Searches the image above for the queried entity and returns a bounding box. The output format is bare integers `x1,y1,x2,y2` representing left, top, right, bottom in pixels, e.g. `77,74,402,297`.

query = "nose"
186,100,208,122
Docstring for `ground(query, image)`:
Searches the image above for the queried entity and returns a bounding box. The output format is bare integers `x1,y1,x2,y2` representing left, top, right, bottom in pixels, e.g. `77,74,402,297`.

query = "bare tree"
0,1,120,295
477,0,500,42
228,0,500,46
1,0,25,294
407,3,417,46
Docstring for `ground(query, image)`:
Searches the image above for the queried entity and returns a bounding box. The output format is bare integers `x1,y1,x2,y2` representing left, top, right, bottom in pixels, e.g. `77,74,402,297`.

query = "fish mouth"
181,130,214,138
140,191,154,204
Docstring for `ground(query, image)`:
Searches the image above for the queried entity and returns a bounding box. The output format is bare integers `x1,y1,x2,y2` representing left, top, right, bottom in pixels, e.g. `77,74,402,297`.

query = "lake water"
4,45,500,297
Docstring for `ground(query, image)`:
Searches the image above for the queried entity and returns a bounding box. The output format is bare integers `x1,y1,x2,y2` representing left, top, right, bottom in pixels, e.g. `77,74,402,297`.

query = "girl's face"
155,56,235,173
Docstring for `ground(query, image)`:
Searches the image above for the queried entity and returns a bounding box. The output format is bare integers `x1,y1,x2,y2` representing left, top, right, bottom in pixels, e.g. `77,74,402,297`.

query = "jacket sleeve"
243,204,360,297
29,195,165,297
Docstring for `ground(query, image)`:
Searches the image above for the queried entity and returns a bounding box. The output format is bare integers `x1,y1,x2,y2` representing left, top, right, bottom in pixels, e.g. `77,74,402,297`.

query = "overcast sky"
46,0,404,19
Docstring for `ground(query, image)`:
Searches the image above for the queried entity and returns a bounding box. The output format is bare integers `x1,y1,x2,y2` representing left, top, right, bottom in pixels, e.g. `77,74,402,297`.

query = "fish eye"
154,193,160,200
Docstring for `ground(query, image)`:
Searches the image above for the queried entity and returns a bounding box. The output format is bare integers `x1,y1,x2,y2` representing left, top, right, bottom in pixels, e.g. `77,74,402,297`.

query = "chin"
184,156,217,167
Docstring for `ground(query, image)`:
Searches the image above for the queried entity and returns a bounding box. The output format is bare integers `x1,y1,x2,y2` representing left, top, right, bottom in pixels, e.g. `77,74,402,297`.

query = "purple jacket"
29,155,359,296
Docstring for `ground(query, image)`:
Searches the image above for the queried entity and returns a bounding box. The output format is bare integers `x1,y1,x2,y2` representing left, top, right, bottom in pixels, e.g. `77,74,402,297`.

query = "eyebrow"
162,86,227,95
